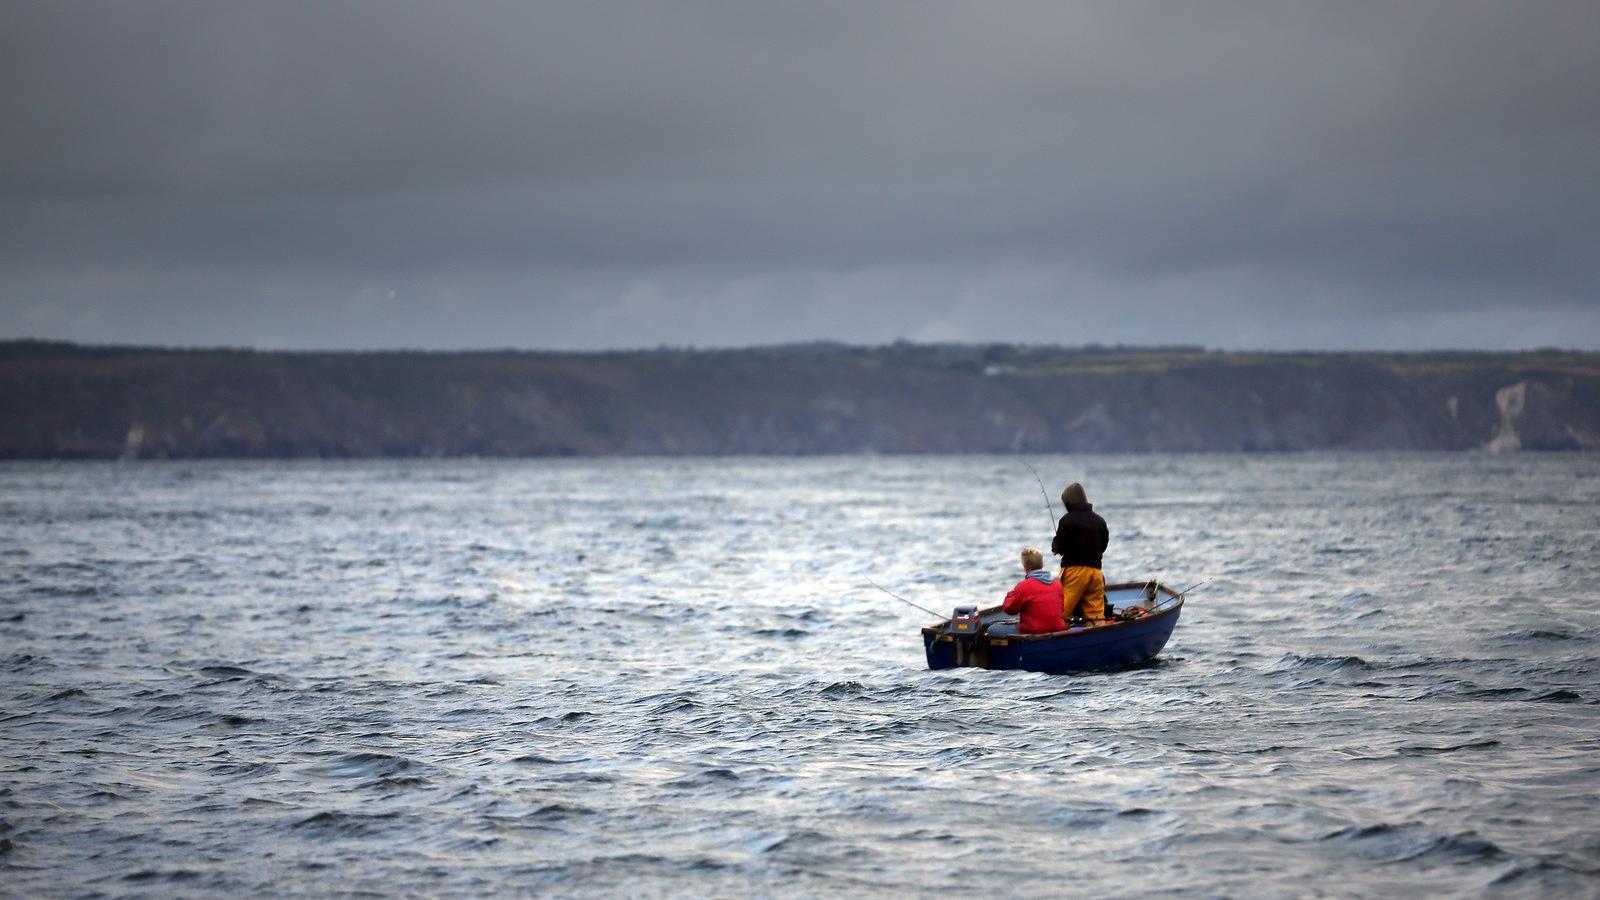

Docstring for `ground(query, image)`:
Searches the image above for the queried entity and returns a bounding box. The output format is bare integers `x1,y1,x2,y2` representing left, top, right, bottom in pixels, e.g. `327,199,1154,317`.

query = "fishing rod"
1174,578,1213,598
864,577,945,619
1022,460,1057,534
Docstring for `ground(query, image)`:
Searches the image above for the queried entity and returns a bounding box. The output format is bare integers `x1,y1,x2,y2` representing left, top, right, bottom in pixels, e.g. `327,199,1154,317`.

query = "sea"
2,454,1598,897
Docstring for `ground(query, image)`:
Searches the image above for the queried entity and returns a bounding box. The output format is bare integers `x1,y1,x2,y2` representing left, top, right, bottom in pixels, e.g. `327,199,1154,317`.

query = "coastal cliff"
3,341,1597,458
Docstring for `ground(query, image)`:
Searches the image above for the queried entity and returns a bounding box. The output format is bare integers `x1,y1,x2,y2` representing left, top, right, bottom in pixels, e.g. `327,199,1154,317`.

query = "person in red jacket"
993,546,1068,635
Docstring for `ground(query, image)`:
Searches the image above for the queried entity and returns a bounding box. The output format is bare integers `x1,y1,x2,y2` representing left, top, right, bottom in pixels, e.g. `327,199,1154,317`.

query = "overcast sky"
3,1,1598,351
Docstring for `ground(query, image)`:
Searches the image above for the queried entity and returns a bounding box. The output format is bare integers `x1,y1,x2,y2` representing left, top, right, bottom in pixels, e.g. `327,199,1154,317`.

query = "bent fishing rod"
864,577,945,619
1022,459,1057,534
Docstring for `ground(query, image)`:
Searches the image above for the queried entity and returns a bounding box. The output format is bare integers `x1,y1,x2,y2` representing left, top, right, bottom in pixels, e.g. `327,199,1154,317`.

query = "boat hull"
922,584,1183,674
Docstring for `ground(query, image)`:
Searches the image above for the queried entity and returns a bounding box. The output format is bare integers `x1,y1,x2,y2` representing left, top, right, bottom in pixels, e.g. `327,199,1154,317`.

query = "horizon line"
3,337,1598,358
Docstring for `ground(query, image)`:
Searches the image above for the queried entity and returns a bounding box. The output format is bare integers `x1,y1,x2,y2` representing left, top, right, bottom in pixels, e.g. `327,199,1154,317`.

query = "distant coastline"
3,340,1597,458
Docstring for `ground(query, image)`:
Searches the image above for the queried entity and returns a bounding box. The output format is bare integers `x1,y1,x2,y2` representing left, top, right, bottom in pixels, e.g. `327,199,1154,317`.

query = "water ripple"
3,455,1599,896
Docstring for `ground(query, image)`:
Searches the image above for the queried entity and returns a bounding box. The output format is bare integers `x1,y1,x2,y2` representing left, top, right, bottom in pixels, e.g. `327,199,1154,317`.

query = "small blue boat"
922,581,1184,674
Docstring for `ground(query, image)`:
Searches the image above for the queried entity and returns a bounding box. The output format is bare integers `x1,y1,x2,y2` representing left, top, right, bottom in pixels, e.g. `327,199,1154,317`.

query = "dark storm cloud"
3,1,1599,349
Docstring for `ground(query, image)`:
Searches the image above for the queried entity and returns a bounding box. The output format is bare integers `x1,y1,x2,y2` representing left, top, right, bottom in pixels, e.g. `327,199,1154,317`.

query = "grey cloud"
2,1,1598,350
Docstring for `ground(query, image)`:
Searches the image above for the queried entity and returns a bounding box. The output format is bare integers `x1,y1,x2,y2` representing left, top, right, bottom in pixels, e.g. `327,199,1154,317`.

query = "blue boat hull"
922,584,1183,674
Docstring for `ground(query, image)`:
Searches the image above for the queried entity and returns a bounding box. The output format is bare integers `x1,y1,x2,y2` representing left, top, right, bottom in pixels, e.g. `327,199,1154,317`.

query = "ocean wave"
5,455,1600,897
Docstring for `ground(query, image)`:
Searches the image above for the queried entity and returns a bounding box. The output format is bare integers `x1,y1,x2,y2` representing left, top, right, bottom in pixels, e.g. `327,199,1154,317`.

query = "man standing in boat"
1052,482,1109,624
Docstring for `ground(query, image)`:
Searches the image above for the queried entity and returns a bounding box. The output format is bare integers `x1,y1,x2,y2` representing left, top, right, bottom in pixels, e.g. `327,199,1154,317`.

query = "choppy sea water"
2,454,1598,897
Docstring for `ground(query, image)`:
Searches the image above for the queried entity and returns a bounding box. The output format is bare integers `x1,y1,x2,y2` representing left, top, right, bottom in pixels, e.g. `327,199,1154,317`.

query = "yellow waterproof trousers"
1060,566,1106,623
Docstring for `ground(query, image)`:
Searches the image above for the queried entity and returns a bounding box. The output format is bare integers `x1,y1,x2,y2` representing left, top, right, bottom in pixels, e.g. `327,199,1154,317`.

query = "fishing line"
1022,459,1057,534
864,578,944,619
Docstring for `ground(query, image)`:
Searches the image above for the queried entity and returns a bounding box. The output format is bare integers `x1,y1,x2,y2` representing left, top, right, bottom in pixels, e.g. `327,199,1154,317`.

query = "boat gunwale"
919,581,1184,643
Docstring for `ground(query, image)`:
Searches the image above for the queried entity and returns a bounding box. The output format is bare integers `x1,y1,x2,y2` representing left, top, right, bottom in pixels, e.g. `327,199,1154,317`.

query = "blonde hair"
1020,546,1044,571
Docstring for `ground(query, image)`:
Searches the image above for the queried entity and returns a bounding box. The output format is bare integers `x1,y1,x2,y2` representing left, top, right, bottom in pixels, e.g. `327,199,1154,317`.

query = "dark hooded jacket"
1052,502,1109,569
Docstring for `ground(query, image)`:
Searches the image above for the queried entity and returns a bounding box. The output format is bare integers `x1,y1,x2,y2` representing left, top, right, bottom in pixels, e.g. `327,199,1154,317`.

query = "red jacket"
1003,572,1066,634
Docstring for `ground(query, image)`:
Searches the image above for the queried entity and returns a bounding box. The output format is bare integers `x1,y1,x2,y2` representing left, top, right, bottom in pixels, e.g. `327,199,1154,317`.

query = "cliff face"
2,342,1597,458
